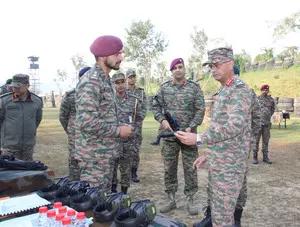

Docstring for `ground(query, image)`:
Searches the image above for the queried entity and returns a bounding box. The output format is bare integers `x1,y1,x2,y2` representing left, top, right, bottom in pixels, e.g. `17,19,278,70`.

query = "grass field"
34,107,300,226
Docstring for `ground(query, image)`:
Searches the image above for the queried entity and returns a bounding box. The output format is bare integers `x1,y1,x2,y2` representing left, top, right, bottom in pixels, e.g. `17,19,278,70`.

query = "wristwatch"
196,133,202,148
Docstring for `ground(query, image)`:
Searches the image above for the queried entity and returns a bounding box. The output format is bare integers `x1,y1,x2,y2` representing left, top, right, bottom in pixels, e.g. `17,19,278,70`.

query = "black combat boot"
111,184,117,193
193,206,212,227
131,168,140,182
234,208,243,227
253,153,258,164
121,186,128,194
263,153,272,164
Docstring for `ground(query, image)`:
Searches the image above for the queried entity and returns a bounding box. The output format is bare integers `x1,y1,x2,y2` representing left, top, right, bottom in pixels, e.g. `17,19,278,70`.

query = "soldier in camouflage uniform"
0,79,13,95
111,72,143,194
193,65,261,227
176,47,252,227
126,69,147,182
253,84,275,164
59,66,91,181
75,35,133,188
0,74,43,161
152,58,205,215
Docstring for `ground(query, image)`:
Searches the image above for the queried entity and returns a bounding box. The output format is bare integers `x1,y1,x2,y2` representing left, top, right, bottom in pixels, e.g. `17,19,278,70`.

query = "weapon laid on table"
151,96,180,146
0,155,48,170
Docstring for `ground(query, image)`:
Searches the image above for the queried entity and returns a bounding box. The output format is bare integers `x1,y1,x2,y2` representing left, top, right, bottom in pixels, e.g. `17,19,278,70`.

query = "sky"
0,0,299,93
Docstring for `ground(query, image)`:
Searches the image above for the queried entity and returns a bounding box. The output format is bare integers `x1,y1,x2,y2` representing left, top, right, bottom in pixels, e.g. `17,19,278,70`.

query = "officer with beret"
59,66,91,181
152,58,205,215
0,74,43,160
253,84,275,164
75,35,133,188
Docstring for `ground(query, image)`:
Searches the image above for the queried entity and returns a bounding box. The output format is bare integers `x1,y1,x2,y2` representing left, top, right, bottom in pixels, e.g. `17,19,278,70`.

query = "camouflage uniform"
75,64,121,188
126,70,147,170
0,75,43,161
59,89,80,181
112,74,143,189
153,79,205,197
254,94,275,161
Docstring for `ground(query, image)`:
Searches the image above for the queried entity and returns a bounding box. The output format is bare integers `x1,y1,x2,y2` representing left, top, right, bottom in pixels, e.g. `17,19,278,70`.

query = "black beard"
104,59,120,70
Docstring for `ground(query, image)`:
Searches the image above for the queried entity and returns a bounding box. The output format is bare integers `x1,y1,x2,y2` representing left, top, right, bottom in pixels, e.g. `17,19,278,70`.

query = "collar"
13,92,32,101
225,76,235,86
171,80,187,86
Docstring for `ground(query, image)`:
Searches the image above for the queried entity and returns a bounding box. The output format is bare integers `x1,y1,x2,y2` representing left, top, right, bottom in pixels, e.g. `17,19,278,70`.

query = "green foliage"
123,20,168,94
254,48,274,62
273,10,300,40
186,26,208,77
234,49,252,73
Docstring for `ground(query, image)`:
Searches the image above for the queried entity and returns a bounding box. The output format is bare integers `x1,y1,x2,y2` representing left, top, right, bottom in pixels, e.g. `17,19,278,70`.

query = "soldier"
193,64,261,227
0,79,13,95
175,47,252,227
111,72,143,194
253,84,275,164
126,69,147,182
152,58,205,215
75,35,133,188
0,74,43,161
59,66,91,181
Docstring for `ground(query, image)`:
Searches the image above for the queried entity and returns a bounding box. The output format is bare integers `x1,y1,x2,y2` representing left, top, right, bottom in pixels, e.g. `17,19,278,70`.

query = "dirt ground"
34,131,300,227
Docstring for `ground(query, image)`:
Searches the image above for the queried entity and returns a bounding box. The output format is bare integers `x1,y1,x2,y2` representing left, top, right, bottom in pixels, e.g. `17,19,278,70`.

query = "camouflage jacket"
257,95,275,125
153,79,205,132
199,77,252,172
59,89,76,135
127,86,147,127
75,64,120,159
116,93,142,142
0,91,43,150
250,89,261,150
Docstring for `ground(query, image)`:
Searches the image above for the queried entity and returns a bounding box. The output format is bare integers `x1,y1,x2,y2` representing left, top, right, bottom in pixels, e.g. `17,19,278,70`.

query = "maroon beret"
260,84,269,91
170,58,184,71
90,35,123,57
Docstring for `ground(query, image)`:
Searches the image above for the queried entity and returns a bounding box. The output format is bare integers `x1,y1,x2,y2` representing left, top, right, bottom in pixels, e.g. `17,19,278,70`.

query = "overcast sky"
0,0,299,93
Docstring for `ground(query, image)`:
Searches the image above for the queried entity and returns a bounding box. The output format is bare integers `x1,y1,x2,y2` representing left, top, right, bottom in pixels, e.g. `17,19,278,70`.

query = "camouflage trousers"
68,135,80,181
206,167,248,210
161,140,198,196
207,168,245,227
254,123,271,157
77,151,118,189
112,140,134,187
2,147,34,161
132,135,142,169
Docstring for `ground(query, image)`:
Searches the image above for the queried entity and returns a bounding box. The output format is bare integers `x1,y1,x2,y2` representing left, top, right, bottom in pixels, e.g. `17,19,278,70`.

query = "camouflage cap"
112,72,126,82
126,69,136,78
12,74,30,87
203,47,234,66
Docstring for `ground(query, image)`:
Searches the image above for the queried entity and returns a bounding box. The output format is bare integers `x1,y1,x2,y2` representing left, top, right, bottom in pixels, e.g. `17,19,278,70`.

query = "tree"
54,69,68,97
234,49,252,73
273,10,300,40
186,26,208,80
254,48,274,62
153,61,168,83
123,20,168,94
71,54,87,83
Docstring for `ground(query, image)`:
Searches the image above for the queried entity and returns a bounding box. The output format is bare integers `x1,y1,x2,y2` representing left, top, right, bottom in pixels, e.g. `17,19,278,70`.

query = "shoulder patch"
234,78,245,87
0,91,13,99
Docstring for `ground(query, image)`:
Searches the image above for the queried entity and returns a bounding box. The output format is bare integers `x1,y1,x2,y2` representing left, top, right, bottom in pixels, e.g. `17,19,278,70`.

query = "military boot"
159,193,176,213
111,184,117,193
187,195,198,215
121,186,128,194
234,207,243,227
193,206,212,227
263,153,272,164
253,153,258,164
131,168,140,183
